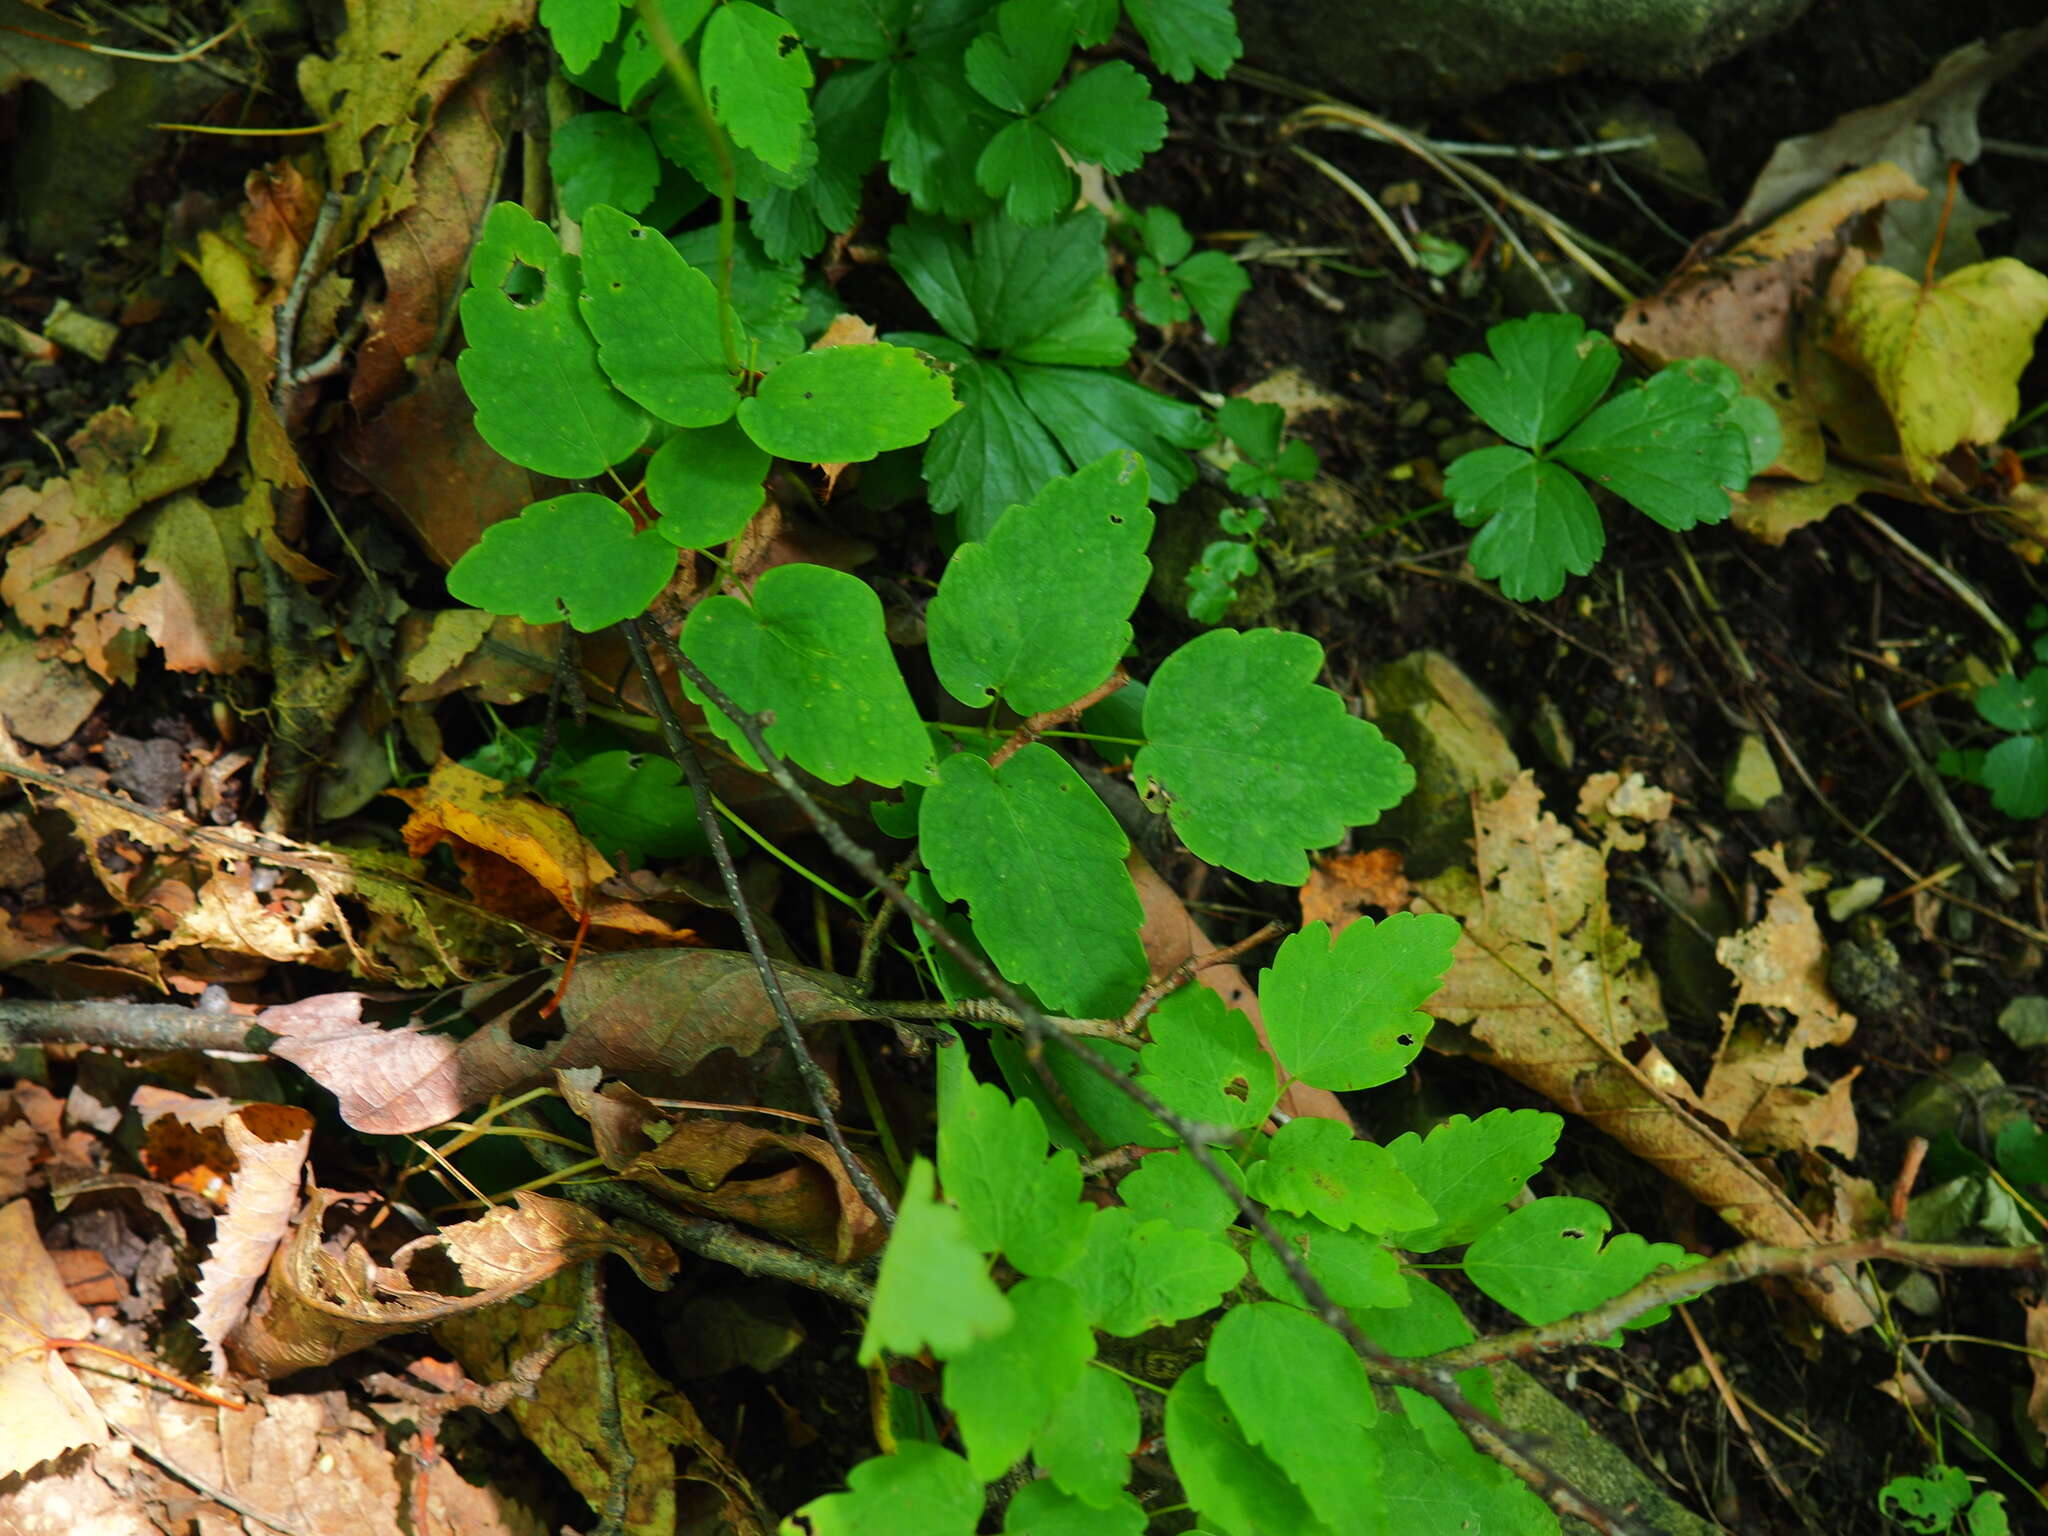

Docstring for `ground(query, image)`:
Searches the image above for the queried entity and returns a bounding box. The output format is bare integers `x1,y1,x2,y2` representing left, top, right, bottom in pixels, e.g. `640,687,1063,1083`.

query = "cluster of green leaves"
1880,1465,2010,1534
1939,608,2048,819
787,908,1696,1534
1184,397,1319,622
1442,313,1778,601
1117,203,1252,344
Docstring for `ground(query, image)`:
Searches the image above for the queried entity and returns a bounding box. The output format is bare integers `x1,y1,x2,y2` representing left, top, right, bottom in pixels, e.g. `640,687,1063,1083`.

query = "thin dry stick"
1866,687,2018,900
271,190,345,413
621,620,894,1228
651,630,1641,1535
1123,921,1287,1031
108,1420,304,1536
579,1260,634,1536
988,667,1130,769
1676,1303,1795,1505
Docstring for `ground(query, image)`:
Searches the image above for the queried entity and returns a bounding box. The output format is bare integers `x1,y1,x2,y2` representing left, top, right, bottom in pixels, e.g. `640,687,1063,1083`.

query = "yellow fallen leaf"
1823,249,2048,483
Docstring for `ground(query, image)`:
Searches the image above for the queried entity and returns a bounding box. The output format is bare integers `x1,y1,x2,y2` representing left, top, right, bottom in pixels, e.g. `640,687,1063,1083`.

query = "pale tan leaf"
0,1198,108,1477
179,1102,314,1377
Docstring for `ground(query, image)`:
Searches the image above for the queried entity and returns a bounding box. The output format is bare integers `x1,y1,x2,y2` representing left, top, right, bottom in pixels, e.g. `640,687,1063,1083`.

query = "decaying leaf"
1705,848,1861,1158
0,1197,108,1478
1298,847,1410,933
1416,772,1875,1331
226,1188,674,1380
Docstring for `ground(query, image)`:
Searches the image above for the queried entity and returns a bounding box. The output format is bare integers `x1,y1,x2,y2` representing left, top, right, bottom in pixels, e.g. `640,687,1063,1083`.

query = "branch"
0,998,263,1055
1123,921,1286,1031
650,628,1643,1535
988,666,1128,769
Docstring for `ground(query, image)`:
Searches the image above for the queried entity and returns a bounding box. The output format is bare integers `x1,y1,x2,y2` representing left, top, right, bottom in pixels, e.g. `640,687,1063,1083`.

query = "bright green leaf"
1034,1368,1138,1506
700,1,813,172
780,1441,982,1536
542,0,625,71
1384,1109,1563,1252
1010,363,1205,491
1984,732,2048,819
1976,668,2048,735
892,211,1132,362
646,421,769,547
1446,313,1618,449
1124,0,1241,80
1132,261,1186,327
938,1074,1094,1276
672,224,808,368
975,119,1075,226
1554,364,1752,530
1118,1149,1241,1233
990,1031,1169,1154
860,1160,1012,1365
458,203,647,477
612,0,715,105
550,112,659,218
1137,205,1192,266
1246,1118,1435,1234
883,53,1003,219
1259,914,1457,1091
1134,629,1415,884
1463,1196,1693,1330
540,749,707,862
905,346,1068,538
1375,1408,1555,1535
737,343,959,463
1209,1304,1386,1531
944,1277,1094,1480
1003,1480,1144,1536
1444,445,1604,603
1166,1363,1336,1536
1039,62,1164,173
446,493,674,632
1173,250,1250,342
1247,1210,1409,1311
962,0,1070,111
775,0,907,58
920,744,1148,1018
1056,1207,1244,1336
927,450,1153,712
1137,985,1277,1133
579,204,741,427
680,562,933,786
1216,396,1284,461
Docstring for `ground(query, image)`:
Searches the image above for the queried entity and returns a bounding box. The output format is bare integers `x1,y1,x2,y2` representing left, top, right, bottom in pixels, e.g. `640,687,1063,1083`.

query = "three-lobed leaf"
1259,914,1459,1091
1136,985,1277,1134
645,421,769,548
579,204,741,427
1384,1108,1563,1252
1033,1368,1139,1507
1055,1207,1245,1336
782,1441,982,1536
1462,1195,1693,1329
1553,364,1753,531
943,1277,1094,1481
1447,313,1618,449
699,1,813,172
938,1065,1093,1276
1443,447,1604,603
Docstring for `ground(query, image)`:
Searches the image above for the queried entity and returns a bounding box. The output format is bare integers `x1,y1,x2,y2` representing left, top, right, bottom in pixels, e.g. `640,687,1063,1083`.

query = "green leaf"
907,347,1068,538
1010,364,1206,492
458,203,647,478
1125,0,1240,80
540,748,708,862
781,1441,982,1536
861,1160,1012,1364
1247,1210,1409,1311
1132,261,1186,327
1034,1369,1138,1506
938,1072,1094,1276
774,0,907,58
1463,1196,1692,1329
990,1031,1169,1153
645,421,769,547
919,744,1148,1017
892,211,1132,362
737,343,959,462
680,562,933,786
1118,1149,1241,1233
1057,1208,1245,1336
1134,629,1415,884
1554,364,1752,530
672,224,809,368
612,0,715,106
550,113,659,218
1186,540,1258,624
1983,733,2048,819
1136,206,1192,265
1246,1118,1435,1234
1209,1303,1387,1532
944,1277,1094,1480
883,52,1003,219
926,450,1153,712
646,73,817,197
1136,986,1277,1133
1173,251,1250,343
1444,445,1604,603
446,493,674,631
579,204,741,427
542,0,626,71
1446,313,1618,449
1166,1363,1336,1536
700,1,813,172
1384,1109,1563,1252
975,119,1075,226
1374,1409,1555,1535
1976,668,2048,734
1259,914,1457,1091
1216,397,1283,461
1003,1481,1145,1536
1039,62,1164,173
962,0,1070,112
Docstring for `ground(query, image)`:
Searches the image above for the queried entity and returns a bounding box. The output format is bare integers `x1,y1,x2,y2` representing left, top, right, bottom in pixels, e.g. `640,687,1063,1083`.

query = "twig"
881,997,1143,1045
1890,1136,1931,1234
1676,1303,1795,1505
0,998,262,1054
853,857,916,994
649,628,1642,1534
1123,922,1286,1031
578,1260,634,1536
623,620,894,1228
271,190,345,416
1866,688,2018,900
989,667,1129,770
108,1420,304,1536
1429,1236,2048,1372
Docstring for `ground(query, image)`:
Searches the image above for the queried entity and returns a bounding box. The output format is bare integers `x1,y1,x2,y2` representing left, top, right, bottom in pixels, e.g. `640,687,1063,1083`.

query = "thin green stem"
709,791,864,910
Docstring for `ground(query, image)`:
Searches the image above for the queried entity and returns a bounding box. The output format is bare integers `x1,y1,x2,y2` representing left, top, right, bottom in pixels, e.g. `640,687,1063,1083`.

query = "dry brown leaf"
2023,1299,2048,1443
226,1188,673,1380
1298,848,1410,933
1704,847,1860,1156
1415,773,1875,1331
0,1197,108,1478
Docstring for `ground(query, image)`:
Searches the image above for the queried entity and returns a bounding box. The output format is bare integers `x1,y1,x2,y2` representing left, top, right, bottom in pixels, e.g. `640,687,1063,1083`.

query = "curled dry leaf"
0,1197,108,1478
1416,772,1875,1332
226,1189,675,1380
1297,847,1410,933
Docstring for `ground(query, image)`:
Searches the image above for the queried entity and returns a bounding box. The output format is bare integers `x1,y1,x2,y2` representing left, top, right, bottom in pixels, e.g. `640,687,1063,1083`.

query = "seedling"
1880,1465,2010,1534
1119,203,1253,344
1441,313,1777,600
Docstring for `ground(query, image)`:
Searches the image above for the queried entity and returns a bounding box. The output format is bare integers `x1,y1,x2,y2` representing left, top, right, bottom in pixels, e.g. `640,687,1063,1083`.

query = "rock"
1827,916,1908,1021
1362,650,1520,878
1999,996,2048,1050
1722,733,1783,810
1236,0,1815,105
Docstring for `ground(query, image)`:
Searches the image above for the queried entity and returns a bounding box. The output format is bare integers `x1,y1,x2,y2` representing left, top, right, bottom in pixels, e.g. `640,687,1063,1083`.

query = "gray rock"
1363,650,1520,878
1237,0,1815,105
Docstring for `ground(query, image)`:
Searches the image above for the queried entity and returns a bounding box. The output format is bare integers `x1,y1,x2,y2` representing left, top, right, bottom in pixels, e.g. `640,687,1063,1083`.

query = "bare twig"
1123,921,1286,1031
1676,1303,1795,1505
881,997,1144,1045
579,1260,634,1536
1866,687,2019,900
272,190,346,415
621,620,894,1228
988,667,1129,770
650,627,1642,1534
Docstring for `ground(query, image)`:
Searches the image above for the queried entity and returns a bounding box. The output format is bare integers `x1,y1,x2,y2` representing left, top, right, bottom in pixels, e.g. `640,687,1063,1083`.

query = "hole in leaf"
629,227,646,239
501,258,546,307
1560,1227,1586,1240
1224,1076,1248,1102
1774,381,1794,399
1396,1032,1415,1047
1108,513,1124,524
777,32,800,54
